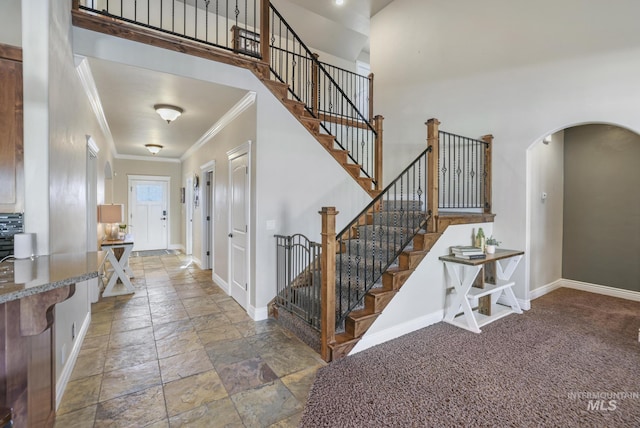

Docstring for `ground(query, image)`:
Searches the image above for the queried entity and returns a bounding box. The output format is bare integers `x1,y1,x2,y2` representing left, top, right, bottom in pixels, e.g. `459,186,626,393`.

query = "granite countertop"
0,252,101,304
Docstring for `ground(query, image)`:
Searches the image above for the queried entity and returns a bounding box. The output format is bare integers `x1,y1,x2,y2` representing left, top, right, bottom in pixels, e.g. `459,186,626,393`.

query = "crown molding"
75,55,118,159
115,153,181,163
180,91,256,162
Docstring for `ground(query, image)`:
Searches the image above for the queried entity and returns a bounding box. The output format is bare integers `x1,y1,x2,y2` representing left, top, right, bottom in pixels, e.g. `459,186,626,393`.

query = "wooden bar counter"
0,252,100,427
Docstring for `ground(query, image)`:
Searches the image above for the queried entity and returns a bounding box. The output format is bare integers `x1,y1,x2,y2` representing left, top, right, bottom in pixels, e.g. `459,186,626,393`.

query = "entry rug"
131,249,179,257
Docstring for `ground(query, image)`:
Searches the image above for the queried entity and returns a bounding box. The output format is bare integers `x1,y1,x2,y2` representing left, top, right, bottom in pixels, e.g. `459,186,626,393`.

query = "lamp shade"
98,204,124,224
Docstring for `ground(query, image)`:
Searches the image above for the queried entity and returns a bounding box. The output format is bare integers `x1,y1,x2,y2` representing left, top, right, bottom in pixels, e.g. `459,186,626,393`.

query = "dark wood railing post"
319,206,338,362
368,72,374,122
481,134,493,214
72,0,80,10
311,53,320,116
426,118,440,232
374,114,384,191
259,0,270,75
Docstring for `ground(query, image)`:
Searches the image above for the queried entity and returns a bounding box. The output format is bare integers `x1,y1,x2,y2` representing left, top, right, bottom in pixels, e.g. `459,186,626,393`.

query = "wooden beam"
259,0,270,72
71,10,263,74
319,207,338,362
0,43,22,62
426,118,440,232
317,112,370,130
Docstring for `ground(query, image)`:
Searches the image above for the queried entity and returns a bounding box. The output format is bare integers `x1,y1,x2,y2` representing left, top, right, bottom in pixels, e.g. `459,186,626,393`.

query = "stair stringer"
347,220,496,355
253,71,380,198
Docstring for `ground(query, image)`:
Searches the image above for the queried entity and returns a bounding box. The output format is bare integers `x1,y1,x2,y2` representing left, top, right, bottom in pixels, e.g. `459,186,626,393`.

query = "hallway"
55,252,324,427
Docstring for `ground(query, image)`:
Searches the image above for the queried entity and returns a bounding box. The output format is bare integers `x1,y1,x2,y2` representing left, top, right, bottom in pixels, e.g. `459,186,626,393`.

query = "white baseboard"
560,279,640,302
212,272,229,294
249,305,268,321
349,309,444,355
191,256,203,269
527,279,564,302
169,244,184,252
56,311,91,409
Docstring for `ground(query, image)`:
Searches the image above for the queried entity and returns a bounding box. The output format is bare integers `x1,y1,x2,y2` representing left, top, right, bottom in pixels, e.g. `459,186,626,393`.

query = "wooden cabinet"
0,43,23,213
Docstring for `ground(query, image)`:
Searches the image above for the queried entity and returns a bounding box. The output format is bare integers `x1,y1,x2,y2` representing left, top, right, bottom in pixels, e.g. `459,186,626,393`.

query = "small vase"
486,245,496,254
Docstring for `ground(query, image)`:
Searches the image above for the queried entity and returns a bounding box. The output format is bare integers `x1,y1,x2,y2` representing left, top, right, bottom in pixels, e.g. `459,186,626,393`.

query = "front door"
129,177,169,251
228,148,249,309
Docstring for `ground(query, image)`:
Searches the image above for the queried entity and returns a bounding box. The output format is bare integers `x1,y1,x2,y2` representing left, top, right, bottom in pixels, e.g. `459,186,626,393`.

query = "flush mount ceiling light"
145,144,163,155
154,104,183,123
335,0,344,5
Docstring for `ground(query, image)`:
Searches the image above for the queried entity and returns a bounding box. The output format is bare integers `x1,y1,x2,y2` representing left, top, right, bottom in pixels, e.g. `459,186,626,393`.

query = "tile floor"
55,252,325,427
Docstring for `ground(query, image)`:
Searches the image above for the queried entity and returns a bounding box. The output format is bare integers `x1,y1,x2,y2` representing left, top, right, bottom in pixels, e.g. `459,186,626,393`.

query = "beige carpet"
301,288,640,427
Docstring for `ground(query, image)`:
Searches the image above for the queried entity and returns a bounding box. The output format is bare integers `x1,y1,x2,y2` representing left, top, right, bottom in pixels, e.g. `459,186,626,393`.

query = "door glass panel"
136,184,163,202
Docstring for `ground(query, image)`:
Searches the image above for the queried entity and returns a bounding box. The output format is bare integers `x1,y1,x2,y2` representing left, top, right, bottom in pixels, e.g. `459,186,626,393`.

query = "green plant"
486,236,501,246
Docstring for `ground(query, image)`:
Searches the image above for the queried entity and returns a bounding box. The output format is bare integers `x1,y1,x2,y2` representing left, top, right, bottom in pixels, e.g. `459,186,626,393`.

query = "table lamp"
98,204,124,240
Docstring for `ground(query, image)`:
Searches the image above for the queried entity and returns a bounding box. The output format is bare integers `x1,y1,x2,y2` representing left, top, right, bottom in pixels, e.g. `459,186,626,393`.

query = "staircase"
71,1,495,362
274,120,495,361
72,1,383,197
257,78,379,197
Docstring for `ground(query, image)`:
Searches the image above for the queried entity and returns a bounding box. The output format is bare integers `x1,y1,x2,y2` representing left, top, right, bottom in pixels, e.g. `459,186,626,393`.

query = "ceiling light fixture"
145,144,163,155
335,0,344,5
154,104,183,123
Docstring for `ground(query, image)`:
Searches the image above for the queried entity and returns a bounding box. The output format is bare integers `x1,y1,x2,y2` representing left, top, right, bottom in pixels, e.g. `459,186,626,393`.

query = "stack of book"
450,246,486,260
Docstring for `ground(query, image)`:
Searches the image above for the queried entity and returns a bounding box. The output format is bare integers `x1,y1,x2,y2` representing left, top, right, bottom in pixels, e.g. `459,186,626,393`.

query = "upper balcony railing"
74,0,382,189
76,0,259,55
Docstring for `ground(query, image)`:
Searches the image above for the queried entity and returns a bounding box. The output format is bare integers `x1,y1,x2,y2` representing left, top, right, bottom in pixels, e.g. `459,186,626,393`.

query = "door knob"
228,233,233,238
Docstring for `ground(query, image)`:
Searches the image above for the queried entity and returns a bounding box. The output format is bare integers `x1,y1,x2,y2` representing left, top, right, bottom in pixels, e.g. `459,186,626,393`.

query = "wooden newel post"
72,0,80,10
374,114,384,191
311,53,320,116
319,206,338,362
426,118,440,232
481,134,493,214
259,0,270,72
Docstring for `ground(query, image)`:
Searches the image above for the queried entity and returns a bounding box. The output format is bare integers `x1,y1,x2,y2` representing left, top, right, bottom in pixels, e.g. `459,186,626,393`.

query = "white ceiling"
87,0,394,160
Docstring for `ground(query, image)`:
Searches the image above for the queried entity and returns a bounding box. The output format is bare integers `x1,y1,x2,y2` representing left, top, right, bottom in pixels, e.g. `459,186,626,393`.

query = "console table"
99,239,135,297
439,249,524,333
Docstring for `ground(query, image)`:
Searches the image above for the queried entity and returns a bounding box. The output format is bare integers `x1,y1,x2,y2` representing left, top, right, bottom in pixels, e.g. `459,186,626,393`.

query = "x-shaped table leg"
443,262,483,333
102,246,135,297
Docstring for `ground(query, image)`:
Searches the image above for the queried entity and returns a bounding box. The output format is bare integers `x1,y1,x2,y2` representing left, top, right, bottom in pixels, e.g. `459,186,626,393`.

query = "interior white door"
186,176,193,255
229,153,249,309
129,179,168,251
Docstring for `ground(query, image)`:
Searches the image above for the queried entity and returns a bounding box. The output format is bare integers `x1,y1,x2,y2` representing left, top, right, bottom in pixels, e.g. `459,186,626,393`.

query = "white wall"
0,0,21,47
22,0,114,395
113,158,182,248
527,132,564,292
371,0,640,301
352,222,494,354
74,28,371,316
181,104,257,284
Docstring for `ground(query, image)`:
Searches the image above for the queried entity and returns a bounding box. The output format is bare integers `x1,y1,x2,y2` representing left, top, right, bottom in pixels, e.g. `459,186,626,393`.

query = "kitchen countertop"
0,252,101,304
